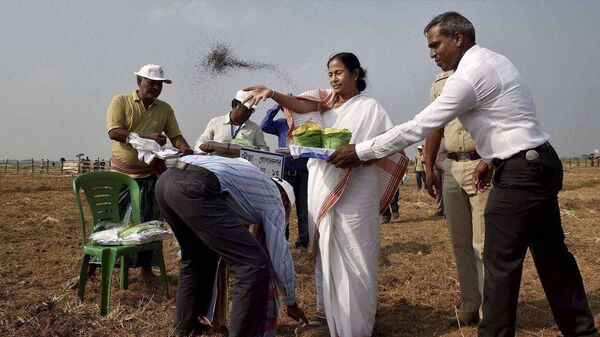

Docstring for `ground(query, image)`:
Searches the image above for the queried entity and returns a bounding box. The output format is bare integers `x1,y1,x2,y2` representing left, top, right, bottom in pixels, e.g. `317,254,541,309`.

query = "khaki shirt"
194,114,268,152
414,152,425,172
430,71,477,153
106,91,182,177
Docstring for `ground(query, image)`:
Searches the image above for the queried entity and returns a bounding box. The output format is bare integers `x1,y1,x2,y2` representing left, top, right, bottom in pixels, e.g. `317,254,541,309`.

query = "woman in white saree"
245,53,408,337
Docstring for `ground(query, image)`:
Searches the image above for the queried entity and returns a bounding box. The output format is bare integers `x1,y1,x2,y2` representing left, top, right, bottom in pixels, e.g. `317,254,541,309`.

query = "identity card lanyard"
230,123,243,139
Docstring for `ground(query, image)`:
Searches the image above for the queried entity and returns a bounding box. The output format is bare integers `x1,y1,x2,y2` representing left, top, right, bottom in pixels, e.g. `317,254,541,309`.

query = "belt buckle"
287,169,297,176
458,152,471,161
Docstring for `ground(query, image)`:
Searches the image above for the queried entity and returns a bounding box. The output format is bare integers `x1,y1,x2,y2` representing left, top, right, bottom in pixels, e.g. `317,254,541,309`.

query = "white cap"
417,145,423,150
271,177,295,206
134,64,172,84
235,90,254,109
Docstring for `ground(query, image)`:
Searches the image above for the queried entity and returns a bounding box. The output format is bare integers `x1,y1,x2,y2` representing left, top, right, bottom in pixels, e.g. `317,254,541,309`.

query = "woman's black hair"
327,52,367,92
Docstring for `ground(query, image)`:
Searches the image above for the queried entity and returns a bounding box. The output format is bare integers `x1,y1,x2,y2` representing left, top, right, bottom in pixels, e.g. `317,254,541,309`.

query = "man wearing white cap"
103,64,193,281
155,155,308,336
195,90,268,153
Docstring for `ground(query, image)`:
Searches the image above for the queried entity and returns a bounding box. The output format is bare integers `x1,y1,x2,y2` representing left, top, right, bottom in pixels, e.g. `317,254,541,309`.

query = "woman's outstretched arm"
244,86,318,113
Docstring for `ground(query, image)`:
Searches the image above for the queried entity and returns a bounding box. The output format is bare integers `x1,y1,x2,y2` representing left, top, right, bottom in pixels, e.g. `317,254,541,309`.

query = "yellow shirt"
106,91,182,177
414,153,425,172
430,71,477,153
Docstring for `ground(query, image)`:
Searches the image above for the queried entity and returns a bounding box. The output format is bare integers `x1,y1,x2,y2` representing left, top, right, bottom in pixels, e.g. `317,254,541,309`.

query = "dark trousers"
382,190,400,220
156,168,270,337
478,143,598,337
415,171,425,190
284,169,309,245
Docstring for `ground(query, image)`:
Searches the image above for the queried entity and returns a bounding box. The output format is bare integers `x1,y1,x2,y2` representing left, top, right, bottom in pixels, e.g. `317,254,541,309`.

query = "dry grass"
0,167,598,336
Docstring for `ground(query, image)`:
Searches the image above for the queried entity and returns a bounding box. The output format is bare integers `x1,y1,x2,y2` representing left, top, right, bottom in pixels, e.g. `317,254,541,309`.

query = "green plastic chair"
73,171,168,316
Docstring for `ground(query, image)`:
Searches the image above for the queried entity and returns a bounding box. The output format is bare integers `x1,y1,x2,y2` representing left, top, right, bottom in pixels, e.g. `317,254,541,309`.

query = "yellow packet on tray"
292,122,323,147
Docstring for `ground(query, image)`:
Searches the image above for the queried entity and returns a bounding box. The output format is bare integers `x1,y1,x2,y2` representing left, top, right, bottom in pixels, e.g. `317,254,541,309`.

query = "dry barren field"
0,167,598,336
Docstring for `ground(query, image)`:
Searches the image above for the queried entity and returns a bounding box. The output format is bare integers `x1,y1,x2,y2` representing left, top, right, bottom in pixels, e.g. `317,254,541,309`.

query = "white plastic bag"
89,220,172,245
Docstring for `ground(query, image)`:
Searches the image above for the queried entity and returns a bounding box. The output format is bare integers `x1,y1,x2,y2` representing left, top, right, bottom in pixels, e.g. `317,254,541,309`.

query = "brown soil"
1,167,598,336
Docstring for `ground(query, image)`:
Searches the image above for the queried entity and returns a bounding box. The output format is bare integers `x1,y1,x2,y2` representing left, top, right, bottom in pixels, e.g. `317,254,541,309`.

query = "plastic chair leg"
119,254,128,290
100,249,116,316
154,246,169,298
78,254,90,302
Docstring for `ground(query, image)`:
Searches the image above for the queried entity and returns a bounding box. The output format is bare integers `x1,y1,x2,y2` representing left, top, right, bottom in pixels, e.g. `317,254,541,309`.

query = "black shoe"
382,216,391,224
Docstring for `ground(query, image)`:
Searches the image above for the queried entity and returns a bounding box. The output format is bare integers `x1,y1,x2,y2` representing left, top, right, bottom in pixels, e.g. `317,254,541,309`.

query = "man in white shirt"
195,90,268,153
328,11,598,337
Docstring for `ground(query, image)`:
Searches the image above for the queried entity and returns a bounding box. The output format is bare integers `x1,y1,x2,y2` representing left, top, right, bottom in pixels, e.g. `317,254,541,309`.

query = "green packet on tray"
292,123,323,148
322,128,352,150
292,123,352,150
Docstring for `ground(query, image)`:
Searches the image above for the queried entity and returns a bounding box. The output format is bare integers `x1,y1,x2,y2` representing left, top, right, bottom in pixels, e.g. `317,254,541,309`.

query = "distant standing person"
328,12,598,337
195,90,268,154
414,145,425,190
104,64,193,281
260,104,310,248
82,156,91,173
432,139,446,216
424,70,487,326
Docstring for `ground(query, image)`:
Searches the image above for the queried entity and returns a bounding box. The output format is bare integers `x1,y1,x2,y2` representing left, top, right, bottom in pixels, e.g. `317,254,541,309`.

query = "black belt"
447,151,481,161
174,160,213,175
492,142,551,167
173,160,221,191
285,168,306,176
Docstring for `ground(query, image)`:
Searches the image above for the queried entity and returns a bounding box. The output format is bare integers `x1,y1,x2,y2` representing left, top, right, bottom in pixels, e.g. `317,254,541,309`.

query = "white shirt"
194,113,268,152
356,45,549,164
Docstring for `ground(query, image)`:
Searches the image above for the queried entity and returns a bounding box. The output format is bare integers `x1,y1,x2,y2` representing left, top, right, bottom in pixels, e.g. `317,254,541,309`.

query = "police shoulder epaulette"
435,71,451,82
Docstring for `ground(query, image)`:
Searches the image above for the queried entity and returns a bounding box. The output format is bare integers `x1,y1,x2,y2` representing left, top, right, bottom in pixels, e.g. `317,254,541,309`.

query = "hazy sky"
1,0,599,160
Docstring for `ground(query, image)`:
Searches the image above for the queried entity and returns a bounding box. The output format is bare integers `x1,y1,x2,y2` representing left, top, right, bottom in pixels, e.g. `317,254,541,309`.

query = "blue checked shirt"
178,155,297,305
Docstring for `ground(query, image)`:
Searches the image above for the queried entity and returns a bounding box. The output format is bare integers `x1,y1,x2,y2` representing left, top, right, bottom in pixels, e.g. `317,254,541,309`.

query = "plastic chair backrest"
73,171,141,245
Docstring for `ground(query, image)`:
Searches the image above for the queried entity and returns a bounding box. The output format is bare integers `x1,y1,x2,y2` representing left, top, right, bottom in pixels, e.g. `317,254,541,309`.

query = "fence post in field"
31,159,34,173
61,160,64,175
4,159,7,173
16,160,19,173
46,159,49,174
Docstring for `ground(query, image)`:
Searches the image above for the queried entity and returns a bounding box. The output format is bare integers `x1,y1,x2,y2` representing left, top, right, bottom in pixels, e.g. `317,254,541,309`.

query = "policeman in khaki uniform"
424,70,488,326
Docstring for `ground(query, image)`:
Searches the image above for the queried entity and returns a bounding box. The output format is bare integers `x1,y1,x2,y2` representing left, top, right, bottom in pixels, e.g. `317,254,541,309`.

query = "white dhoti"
314,165,380,337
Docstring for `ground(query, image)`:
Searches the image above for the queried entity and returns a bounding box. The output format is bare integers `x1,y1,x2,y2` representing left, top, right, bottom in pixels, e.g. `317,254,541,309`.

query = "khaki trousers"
442,158,488,313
